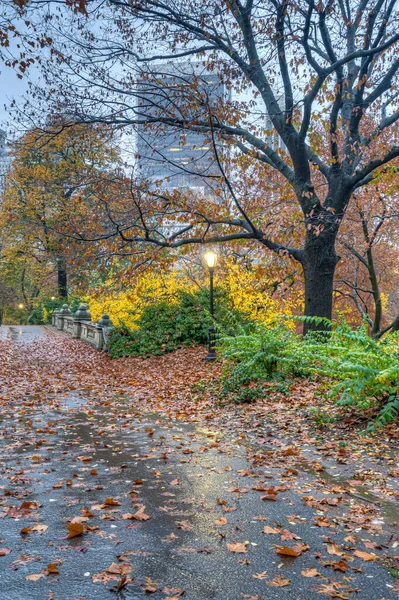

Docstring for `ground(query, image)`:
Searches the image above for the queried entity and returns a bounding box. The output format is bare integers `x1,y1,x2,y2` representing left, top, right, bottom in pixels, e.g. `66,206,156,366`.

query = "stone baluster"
52,309,60,327
57,304,72,330
97,314,113,351
72,304,91,339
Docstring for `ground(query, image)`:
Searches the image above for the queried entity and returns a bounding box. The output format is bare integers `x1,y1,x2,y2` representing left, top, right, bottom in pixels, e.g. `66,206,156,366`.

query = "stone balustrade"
52,304,113,351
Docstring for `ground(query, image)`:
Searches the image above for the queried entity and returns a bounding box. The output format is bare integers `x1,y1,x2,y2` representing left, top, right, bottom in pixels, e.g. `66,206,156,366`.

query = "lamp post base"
206,325,217,362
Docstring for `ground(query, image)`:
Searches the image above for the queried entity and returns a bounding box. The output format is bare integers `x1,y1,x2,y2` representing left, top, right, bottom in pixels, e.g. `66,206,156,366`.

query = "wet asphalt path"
0,327,398,600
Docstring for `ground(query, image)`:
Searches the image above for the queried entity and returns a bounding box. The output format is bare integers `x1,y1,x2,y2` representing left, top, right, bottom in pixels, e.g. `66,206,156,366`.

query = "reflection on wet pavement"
0,326,46,344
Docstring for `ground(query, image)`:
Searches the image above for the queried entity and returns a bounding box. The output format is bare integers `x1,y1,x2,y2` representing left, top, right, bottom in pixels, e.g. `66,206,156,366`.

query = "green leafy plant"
220,317,399,426
108,287,251,358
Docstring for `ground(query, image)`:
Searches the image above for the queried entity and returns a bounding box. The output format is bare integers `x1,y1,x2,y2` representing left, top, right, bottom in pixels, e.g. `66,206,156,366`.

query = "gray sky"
0,66,30,129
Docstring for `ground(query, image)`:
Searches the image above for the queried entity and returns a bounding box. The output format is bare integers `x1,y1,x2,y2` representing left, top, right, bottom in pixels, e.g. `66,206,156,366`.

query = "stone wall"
52,304,113,351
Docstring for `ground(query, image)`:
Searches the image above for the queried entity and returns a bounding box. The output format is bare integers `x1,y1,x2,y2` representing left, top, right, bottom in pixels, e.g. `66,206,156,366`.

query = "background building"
136,64,228,194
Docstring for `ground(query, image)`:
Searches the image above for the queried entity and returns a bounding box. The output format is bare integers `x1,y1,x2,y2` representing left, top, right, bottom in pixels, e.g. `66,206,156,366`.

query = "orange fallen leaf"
104,497,121,506
253,571,268,580
267,575,291,587
132,505,151,521
301,567,320,577
227,542,247,553
274,544,309,557
214,517,227,526
142,577,158,592
262,526,280,534
353,550,376,562
326,543,345,557
47,563,59,575
66,522,84,539
0,548,11,556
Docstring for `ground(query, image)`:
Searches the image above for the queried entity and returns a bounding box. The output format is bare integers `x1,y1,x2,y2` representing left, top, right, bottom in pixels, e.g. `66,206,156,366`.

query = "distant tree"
0,121,121,299
336,176,399,337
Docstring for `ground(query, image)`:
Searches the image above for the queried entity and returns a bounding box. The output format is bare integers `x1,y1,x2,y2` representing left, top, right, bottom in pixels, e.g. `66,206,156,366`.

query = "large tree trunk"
57,258,68,300
302,234,339,334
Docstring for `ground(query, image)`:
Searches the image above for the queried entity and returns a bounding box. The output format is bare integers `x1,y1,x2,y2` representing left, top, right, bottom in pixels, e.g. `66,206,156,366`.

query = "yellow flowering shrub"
86,270,197,328
86,259,295,329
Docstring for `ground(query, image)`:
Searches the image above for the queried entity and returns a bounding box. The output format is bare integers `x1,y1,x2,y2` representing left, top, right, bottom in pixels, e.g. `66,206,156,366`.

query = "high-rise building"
0,130,11,200
136,63,228,194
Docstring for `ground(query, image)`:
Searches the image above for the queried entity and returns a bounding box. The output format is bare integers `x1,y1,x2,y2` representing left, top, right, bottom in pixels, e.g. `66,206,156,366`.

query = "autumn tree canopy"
12,0,399,330
0,121,122,301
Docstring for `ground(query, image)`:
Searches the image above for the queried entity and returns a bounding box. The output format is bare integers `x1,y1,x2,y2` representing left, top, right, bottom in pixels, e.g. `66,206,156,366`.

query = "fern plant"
219,317,399,426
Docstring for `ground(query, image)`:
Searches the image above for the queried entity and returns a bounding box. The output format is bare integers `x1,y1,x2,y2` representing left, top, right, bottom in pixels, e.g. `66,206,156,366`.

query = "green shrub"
220,317,399,426
108,287,251,358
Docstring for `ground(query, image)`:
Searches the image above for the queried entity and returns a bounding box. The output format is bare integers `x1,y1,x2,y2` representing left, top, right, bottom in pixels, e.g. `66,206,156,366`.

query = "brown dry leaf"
353,550,376,562
20,527,32,534
315,518,333,527
267,575,291,587
66,522,84,539
104,497,121,506
326,543,345,557
280,529,300,541
70,516,89,524
26,572,46,581
142,577,158,593
332,560,349,572
227,542,247,554
214,517,227,526
252,571,268,580
274,543,309,557
47,563,59,575
177,520,193,531
31,524,48,534
261,487,278,501
170,479,181,486
132,505,151,521
301,567,320,577
0,548,11,556
262,526,280,534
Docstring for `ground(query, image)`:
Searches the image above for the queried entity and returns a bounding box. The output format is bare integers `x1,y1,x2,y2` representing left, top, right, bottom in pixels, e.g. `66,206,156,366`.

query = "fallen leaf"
267,575,291,587
227,542,247,554
104,497,121,506
66,523,84,539
132,505,151,521
26,572,45,581
262,526,280,535
47,563,59,575
274,544,309,557
353,550,376,562
301,567,320,577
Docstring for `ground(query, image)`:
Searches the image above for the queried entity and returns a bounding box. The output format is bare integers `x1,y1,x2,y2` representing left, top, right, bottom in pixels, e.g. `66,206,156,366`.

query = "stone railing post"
56,304,72,330
97,313,113,351
52,309,60,326
73,303,92,339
